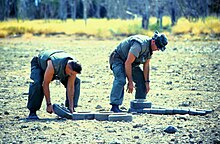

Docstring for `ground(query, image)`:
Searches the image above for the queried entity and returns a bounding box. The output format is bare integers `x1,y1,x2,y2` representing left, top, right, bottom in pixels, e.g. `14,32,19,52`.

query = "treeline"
0,0,220,29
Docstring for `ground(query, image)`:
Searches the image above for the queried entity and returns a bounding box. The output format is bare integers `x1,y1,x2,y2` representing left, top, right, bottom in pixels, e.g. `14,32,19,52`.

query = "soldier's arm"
125,52,136,93
43,60,54,113
67,74,76,113
143,59,150,93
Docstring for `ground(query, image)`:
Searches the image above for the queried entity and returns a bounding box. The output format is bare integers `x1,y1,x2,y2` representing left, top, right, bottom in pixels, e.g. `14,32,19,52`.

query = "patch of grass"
0,17,219,39
0,30,8,38
172,16,220,36
172,18,192,34
148,16,172,31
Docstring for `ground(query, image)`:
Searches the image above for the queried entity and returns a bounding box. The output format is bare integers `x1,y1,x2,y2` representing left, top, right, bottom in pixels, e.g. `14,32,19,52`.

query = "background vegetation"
0,16,220,39
0,0,220,39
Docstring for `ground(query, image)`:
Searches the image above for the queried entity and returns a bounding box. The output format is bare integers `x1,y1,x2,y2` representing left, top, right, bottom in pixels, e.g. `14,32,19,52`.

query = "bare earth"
0,35,219,144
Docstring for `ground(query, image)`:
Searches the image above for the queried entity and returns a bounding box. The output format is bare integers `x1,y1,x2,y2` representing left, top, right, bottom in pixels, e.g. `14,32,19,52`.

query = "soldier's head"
69,60,82,74
152,31,168,51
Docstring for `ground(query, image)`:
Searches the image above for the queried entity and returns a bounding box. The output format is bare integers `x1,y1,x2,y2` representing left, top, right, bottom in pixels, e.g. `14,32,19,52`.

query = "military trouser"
110,63,147,105
27,57,80,112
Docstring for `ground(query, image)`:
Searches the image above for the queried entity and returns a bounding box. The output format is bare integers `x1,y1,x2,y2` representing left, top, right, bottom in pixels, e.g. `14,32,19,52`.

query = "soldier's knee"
75,78,81,86
117,77,126,86
29,81,42,90
75,77,80,83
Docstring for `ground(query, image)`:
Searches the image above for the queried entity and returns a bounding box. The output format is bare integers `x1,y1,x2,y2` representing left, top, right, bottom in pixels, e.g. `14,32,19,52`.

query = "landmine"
128,99,213,115
53,99,213,121
53,104,132,122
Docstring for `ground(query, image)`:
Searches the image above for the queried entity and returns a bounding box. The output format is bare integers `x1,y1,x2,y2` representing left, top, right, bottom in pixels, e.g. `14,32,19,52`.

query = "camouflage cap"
152,31,168,51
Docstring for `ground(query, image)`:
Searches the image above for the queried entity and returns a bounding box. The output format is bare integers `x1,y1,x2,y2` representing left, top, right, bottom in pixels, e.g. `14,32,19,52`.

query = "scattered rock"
213,139,220,144
14,116,20,119
179,101,191,107
120,106,127,110
22,92,29,95
38,135,46,140
31,125,41,131
107,128,116,133
189,138,194,144
164,125,178,134
42,126,51,131
110,140,122,144
4,111,9,115
177,116,188,121
95,105,102,109
133,123,143,128
170,138,175,141
189,133,193,138
166,81,172,85
21,125,29,129
191,87,197,91
151,66,158,71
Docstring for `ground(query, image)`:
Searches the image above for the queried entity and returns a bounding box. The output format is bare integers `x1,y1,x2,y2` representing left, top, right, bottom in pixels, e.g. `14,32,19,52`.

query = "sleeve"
129,41,142,58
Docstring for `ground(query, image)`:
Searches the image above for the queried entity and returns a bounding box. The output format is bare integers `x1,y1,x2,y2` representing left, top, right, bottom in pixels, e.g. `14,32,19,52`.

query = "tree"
142,0,149,30
59,0,67,21
0,0,6,21
177,0,206,21
209,0,220,16
70,0,77,21
170,0,177,26
18,0,28,21
94,0,101,18
82,0,87,25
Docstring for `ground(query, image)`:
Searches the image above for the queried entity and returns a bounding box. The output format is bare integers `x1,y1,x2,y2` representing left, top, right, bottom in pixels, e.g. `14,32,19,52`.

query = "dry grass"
0,17,219,39
172,17,220,36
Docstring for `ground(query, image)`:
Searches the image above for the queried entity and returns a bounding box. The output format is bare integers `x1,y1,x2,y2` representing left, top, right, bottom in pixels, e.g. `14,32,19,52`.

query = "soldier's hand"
46,104,53,114
126,81,134,93
145,83,150,94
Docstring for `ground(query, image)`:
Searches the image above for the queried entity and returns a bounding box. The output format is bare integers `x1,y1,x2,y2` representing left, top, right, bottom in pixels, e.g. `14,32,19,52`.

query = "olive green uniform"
109,35,152,105
27,50,80,111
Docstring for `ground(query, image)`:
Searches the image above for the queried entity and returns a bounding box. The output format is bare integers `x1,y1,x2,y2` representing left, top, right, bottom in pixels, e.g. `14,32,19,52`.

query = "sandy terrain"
0,35,219,143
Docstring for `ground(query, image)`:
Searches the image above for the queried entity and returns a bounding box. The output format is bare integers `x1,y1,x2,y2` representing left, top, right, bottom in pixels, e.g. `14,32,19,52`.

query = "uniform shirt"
38,50,76,80
115,35,152,66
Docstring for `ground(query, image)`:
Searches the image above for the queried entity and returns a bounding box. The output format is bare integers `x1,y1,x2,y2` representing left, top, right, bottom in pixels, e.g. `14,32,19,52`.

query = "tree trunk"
156,0,163,30
44,3,48,21
170,0,176,26
142,0,149,30
70,0,77,21
59,0,67,21
106,0,114,19
18,0,27,21
73,0,77,20
159,8,163,29
0,0,6,21
82,0,87,25
95,0,100,18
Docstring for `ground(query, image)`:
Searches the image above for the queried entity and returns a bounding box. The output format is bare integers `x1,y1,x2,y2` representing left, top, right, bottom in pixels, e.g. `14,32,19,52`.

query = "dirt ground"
0,35,219,144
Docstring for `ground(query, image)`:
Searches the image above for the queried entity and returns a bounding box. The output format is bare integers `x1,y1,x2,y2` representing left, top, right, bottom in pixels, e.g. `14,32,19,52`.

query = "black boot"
27,110,39,120
110,104,122,113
